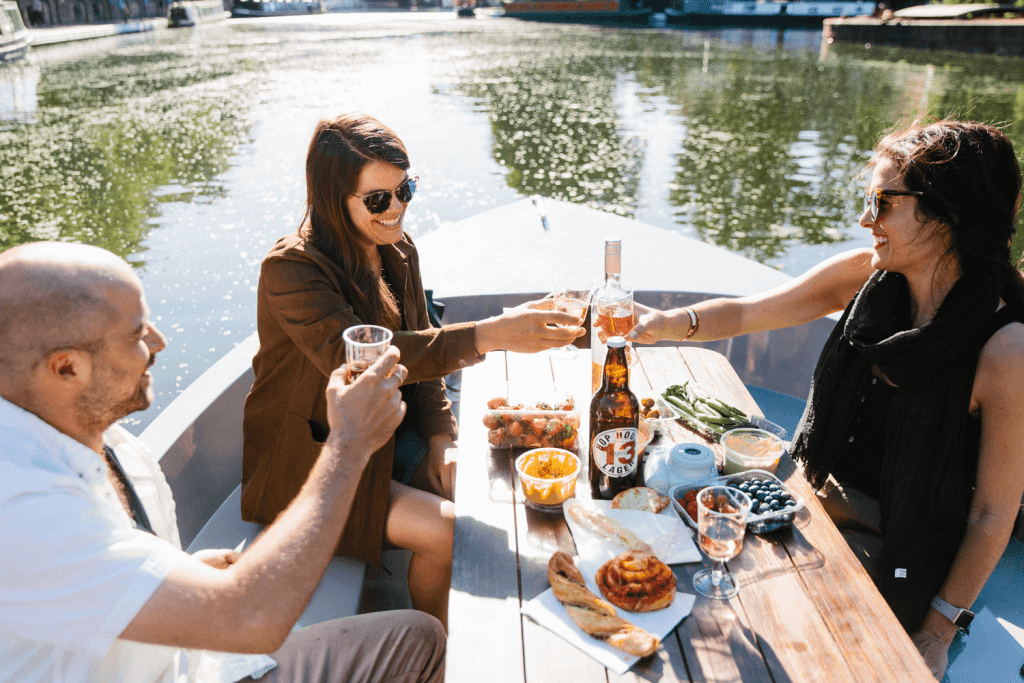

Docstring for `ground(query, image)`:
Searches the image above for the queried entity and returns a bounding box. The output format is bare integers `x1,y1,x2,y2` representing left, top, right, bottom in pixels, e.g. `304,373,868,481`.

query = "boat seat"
945,537,1024,682
745,385,807,439
186,485,367,630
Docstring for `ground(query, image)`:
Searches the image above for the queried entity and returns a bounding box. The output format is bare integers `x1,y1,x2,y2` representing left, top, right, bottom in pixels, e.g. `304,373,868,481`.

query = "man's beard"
75,372,152,433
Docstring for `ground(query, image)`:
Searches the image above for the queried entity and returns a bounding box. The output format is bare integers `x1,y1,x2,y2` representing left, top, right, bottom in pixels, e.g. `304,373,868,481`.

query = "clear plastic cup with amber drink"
343,325,393,384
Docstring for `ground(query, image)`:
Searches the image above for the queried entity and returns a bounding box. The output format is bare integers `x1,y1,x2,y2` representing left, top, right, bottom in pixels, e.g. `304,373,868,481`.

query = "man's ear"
45,349,92,386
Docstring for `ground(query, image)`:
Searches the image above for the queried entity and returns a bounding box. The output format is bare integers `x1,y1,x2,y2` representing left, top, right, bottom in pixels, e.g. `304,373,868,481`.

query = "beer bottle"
589,336,641,499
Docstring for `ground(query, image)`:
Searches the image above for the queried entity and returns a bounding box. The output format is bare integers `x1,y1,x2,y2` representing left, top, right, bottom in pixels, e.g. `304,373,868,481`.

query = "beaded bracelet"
683,307,700,340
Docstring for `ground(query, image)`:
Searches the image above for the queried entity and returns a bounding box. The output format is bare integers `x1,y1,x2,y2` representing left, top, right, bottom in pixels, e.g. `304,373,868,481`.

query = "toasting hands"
475,298,585,355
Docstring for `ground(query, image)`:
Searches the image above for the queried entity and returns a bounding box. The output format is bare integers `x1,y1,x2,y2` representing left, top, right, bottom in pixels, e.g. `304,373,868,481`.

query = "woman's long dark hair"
872,119,1024,312
300,113,409,329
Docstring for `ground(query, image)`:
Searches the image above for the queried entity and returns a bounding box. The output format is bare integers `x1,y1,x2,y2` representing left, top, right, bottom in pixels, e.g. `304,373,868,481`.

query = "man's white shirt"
0,397,275,683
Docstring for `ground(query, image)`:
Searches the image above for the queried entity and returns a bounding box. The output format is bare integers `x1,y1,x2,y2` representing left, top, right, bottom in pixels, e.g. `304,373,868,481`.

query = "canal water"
1,12,1023,431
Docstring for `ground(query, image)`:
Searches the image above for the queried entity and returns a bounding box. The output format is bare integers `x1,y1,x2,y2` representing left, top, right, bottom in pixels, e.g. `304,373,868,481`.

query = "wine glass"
693,485,752,600
342,324,393,384
547,275,593,360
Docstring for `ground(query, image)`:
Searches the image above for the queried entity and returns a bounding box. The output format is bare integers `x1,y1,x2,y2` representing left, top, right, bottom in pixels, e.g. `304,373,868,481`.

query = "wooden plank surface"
449,352,525,683
449,346,934,683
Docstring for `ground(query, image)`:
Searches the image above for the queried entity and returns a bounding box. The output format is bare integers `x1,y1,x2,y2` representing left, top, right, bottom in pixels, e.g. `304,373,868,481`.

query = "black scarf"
791,268,1002,632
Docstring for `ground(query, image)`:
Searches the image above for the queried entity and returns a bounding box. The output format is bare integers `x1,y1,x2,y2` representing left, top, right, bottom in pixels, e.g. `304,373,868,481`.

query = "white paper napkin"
520,567,696,674
561,498,701,579
518,499,700,672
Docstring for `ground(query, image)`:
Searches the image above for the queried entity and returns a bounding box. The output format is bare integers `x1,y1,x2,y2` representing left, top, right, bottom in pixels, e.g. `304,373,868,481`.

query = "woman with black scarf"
630,120,1024,680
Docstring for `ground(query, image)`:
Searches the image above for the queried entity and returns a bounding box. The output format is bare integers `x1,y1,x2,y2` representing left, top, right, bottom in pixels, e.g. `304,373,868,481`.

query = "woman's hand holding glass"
547,275,593,360
474,300,585,355
629,304,689,345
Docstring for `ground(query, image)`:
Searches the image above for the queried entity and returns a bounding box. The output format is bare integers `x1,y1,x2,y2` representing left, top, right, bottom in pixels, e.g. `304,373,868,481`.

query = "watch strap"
930,595,974,633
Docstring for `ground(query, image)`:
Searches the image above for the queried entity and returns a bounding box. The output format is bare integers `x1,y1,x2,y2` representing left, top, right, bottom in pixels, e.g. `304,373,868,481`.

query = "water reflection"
0,42,257,256
460,52,643,216
2,17,1023,429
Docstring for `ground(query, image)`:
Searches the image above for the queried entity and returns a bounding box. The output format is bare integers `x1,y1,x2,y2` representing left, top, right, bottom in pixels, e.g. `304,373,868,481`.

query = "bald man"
0,243,445,683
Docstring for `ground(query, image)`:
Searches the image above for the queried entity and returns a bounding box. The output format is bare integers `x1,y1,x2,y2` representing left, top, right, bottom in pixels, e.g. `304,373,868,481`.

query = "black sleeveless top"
832,305,1018,499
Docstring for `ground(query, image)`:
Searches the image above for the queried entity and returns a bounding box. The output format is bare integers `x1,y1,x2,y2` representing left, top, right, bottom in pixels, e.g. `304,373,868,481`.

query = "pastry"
611,486,670,514
595,550,676,612
547,551,660,657
567,503,653,553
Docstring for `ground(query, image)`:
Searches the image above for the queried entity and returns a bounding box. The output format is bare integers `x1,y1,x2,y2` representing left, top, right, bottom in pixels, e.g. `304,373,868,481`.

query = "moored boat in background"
169,0,230,27
231,0,326,17
0,0,31,63
501,0,654,25
665,0,876,26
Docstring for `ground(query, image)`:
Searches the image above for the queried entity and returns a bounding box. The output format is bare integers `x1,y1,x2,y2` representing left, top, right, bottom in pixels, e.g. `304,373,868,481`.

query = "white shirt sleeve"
0,482,185,658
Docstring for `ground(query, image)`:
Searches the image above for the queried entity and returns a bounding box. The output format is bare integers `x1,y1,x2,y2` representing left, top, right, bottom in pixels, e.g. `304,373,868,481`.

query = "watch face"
954,611,975,628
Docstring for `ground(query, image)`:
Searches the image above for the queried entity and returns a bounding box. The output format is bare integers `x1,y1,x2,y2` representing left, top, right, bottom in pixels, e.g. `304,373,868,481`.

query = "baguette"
547,551,659,657
567,503,653,554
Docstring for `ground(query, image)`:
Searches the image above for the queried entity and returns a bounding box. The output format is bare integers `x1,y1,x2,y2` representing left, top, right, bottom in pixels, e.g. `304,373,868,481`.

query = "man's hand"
911,627,953,680
191,548,241,569
325,346,407,455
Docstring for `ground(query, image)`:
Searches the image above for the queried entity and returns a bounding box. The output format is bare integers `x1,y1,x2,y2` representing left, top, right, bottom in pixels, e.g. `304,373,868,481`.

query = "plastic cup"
343,324,393,384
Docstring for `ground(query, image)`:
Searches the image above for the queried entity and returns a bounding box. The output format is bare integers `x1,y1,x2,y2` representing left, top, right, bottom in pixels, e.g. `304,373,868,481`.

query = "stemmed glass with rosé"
693,485,752,600
547,275,593,361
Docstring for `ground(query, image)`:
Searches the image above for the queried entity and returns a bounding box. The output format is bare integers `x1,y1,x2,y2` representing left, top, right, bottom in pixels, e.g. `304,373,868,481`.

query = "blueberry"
756,491,768,501
770,501,782,511
785,500,796,507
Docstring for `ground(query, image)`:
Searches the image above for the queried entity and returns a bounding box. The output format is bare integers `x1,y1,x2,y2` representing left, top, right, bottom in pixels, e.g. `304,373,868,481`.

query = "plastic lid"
670,443,716,473
607,336,625,348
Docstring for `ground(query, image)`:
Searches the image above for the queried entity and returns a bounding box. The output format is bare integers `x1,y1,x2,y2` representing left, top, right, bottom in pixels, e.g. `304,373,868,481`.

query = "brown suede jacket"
241,231,482,565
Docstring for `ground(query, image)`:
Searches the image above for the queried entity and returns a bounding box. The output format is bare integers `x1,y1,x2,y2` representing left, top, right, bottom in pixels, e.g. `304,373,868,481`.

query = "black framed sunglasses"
863,187,924,222
352,176,418,215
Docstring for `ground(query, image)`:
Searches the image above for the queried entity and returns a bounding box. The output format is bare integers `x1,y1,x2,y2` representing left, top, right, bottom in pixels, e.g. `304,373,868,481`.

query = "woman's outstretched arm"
629,248,875,344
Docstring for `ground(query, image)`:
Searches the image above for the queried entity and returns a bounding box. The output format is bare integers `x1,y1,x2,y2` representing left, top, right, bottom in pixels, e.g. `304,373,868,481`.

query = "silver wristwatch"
930,595,974,634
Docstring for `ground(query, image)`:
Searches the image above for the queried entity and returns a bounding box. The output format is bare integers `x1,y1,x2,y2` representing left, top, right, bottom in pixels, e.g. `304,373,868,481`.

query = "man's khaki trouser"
242,610,445,683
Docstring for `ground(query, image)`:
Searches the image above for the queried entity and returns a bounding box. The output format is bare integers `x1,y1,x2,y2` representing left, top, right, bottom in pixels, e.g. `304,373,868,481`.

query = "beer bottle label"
591,428,638,477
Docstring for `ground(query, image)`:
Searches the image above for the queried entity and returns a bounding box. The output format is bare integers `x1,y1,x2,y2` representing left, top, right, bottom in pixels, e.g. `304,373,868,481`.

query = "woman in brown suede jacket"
241,113,583,629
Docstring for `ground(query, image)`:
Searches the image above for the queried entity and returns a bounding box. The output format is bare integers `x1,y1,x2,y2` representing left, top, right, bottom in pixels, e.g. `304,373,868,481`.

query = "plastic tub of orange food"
514,448,580,513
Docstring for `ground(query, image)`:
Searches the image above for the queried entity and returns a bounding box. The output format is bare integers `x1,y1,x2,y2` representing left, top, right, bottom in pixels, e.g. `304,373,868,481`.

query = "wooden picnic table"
447,346,935,683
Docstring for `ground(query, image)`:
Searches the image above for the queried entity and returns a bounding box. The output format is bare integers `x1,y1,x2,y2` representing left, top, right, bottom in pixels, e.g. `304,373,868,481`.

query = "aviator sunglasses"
863,187,924,222
352,176,418,215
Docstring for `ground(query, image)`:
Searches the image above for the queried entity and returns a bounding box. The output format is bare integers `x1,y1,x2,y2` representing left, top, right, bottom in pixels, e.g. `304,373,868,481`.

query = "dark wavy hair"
299,113,409,329
870,120,1024,311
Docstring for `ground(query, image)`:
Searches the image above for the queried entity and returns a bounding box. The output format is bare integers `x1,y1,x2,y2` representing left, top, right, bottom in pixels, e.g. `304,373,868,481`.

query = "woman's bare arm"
630,249,875,343
912,322,1024,671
